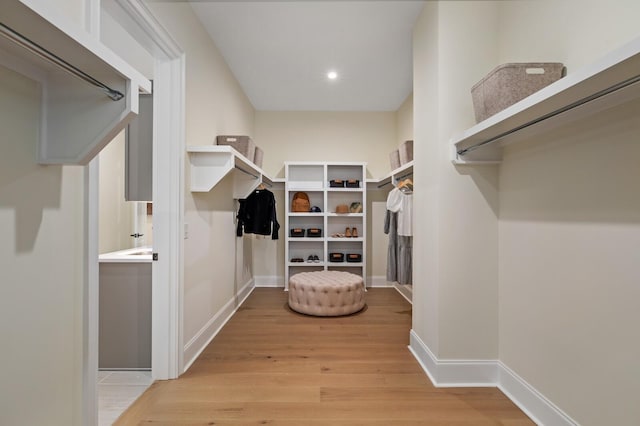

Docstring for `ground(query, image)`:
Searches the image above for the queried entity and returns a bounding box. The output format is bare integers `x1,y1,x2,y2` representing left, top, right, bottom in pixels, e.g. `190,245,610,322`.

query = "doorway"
86,0,186,424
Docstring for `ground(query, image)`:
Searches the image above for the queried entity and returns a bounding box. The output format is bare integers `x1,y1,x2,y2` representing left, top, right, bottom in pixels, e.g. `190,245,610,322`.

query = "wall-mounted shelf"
451,35,640,164
0,0,151,165
368,161,414,190
187,145,274,198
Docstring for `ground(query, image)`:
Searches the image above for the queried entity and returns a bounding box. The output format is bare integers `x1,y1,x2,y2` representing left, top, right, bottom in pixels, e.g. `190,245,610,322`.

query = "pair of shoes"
331,233,345,238
345,227,359,238
291,258,304,263
306,255,320,263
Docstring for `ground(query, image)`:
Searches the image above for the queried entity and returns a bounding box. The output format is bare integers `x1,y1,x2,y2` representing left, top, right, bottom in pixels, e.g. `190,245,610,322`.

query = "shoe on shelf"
313,255,320,263
352,227,358,238
291,258,304,263
331,233,345,238
345,227,352,238
307,255,314,263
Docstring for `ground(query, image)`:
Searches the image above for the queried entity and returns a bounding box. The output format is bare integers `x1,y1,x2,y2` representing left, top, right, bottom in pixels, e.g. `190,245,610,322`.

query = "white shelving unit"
451,35,640,164
284,162,367,289
0,0,151,165
187,145,275,198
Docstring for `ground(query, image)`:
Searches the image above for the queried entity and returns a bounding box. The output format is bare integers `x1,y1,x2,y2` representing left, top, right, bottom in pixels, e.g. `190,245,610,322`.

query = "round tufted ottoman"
288,271,365,316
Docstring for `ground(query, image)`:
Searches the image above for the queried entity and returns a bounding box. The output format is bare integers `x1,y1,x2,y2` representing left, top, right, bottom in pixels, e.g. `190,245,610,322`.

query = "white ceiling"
189,1,424,111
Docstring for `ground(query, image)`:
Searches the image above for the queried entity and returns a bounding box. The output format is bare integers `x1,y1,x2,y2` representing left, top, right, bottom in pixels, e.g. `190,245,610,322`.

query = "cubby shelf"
187,145,274,198
0,0,151,165
451,35,640,164
285,162,367,289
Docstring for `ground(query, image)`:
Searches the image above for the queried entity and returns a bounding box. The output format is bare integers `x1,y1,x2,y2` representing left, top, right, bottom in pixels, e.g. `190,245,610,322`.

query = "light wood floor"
116,288,534,425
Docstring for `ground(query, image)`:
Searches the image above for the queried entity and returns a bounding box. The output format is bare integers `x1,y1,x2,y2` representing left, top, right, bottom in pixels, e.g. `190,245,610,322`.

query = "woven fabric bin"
216,135,255,162
471,62,564,122
389,149,400,170
253,146,264,168
399,140,413,165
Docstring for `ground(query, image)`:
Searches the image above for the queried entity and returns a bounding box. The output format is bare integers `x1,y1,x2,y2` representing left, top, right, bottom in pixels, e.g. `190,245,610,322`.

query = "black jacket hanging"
236,188,280,240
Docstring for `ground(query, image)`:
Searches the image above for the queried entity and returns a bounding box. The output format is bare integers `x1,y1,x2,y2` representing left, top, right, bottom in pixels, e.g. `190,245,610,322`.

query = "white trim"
151,54,185,380
368,275,393,288
408,330,497,387
498,362,579,426
106,0,185,382
393,282,413,304
254,275,285,287
82,158,99,426
409,330,579,426
182,279,256,372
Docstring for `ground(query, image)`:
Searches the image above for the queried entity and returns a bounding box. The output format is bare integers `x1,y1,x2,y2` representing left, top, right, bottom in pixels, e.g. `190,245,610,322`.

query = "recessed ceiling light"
327,71,338,80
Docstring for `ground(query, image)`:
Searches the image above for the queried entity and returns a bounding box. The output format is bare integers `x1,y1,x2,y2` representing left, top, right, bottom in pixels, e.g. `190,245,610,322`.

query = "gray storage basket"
216,135,255,162
471,62,564,122
253,146,264,168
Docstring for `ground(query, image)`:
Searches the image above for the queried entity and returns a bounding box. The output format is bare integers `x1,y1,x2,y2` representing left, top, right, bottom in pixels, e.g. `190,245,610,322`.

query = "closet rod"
456,73,640,157
396,171,413,181
377,171,414,188
235,165,259,180
0,22,125,101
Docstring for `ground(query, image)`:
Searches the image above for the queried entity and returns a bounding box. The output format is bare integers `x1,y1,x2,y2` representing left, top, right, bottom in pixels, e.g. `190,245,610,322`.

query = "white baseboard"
409,330,579,425
409,330,497,387
498,362,578,426
254,275,284,288
393,282,413,304
368,275,393,288
182,279,255,372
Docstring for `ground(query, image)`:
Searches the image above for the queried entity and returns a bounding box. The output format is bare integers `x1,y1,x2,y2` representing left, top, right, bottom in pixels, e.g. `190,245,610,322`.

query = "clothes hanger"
257,183,266,190
397,178,413,193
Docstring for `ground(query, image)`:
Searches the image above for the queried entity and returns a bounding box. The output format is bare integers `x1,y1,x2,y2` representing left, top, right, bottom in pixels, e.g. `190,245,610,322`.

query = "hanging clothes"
236,188,280,240
384,185,413,285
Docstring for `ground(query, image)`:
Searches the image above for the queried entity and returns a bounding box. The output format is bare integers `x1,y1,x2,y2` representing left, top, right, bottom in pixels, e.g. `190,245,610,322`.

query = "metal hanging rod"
457,73,640,157
234,165,260,180
377,171,414,189
396,171,413,181
0,22,124,101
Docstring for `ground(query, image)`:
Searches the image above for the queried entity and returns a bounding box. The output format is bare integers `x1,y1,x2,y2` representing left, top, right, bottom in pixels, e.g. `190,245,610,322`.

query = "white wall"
98,130,134,254
496,1,640,424
254,111,398,179
396,93,413,147
412,1,500,359
146,2,256,366
413,1,640,424
0,66,85,425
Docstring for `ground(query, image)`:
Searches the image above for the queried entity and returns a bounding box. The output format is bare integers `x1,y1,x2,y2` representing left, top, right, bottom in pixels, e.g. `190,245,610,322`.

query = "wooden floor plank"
115,288,533,425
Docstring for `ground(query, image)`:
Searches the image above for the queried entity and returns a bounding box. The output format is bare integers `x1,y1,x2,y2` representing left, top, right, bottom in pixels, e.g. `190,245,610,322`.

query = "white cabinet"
284,162,367,289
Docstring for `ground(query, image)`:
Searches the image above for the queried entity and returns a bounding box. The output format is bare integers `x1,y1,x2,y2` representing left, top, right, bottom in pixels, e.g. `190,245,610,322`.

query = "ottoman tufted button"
288,271,364,317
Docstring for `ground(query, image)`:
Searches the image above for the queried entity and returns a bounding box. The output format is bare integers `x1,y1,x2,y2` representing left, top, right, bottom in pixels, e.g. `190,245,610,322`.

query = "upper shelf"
367,161,414,190
0,0,151,165
187,145,275,198
451,35,640,164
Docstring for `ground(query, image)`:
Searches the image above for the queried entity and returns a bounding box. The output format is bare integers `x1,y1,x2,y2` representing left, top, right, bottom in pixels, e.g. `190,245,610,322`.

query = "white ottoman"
288,271,365,316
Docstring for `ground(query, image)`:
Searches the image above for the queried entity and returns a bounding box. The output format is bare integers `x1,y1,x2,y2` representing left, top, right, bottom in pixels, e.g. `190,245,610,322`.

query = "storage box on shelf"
216,135,255,163
471,62,564,123
399,140,413,165
284,162,367,289
452,36,640,164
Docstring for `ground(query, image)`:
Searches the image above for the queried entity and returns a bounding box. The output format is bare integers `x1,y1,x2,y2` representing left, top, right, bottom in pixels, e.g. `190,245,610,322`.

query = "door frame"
86,0,185,423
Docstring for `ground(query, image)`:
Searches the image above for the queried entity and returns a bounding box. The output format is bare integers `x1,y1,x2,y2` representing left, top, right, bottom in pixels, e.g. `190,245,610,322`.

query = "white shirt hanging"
386,187,413,236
